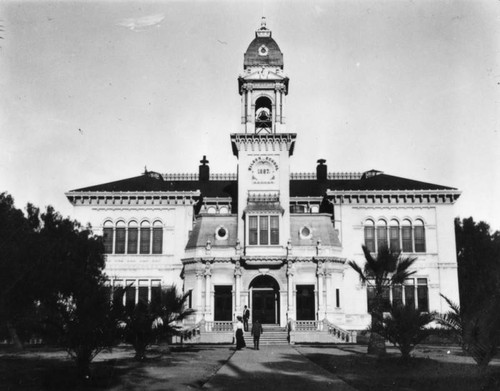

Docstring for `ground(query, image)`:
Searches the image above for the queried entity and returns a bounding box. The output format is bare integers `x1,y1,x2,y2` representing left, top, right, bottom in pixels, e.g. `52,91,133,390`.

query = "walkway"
203,345,357,391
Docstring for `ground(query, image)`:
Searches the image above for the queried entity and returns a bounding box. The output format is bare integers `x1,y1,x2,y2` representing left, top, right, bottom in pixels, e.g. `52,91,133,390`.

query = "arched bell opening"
249,275,280,325
254,96,273,133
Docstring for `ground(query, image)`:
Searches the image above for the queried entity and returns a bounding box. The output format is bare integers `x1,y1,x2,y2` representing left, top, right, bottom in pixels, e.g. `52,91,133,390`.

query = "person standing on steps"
251,319,263,350
235,316,246,350
243,305,250,332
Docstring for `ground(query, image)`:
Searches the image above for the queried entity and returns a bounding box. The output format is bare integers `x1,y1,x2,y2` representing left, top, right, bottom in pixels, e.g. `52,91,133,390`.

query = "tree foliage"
349,245,417,356
372,304,436,360
121,286,195,360
0,193,118,380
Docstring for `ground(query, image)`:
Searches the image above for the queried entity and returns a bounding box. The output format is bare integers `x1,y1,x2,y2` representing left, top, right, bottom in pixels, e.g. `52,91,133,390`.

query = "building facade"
66,20,461,334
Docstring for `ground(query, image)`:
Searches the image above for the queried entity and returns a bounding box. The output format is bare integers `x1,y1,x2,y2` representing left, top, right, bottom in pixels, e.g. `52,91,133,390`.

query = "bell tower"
238,18,289,134
232,19,296,253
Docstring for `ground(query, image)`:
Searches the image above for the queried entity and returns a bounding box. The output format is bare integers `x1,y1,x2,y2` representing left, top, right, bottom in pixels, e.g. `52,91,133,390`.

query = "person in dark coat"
251,319,263,350
235,316,246,350
243,305,250,331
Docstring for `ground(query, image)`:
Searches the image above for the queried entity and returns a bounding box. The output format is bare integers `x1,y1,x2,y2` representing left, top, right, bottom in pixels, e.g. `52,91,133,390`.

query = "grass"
0,344,234,390
295,345,500,391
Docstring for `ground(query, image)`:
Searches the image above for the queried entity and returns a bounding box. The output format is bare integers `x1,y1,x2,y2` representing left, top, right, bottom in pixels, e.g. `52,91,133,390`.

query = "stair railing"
323,319,357,343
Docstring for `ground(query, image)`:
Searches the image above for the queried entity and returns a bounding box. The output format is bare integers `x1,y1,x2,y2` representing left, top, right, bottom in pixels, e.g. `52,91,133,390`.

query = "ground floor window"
366,278,429,312
296,285,315,320
111,279,162,308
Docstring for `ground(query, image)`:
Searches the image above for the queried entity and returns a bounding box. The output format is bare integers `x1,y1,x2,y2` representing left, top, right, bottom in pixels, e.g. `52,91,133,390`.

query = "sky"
1,0,499,230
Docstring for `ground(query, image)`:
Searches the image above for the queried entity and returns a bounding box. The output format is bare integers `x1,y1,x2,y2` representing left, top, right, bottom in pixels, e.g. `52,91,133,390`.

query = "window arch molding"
252,92,275,106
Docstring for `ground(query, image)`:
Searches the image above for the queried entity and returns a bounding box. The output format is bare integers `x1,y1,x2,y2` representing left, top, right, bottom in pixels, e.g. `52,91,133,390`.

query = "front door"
296,284,315,320
252,289,276,324
214,286,232,321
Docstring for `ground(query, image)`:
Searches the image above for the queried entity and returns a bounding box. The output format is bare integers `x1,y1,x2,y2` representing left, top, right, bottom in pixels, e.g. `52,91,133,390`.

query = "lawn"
0,344,234,390
295,345,500,391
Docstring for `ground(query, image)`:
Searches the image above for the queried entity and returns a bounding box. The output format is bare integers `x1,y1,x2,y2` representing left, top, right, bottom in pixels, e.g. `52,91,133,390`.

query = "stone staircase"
243,325,288,346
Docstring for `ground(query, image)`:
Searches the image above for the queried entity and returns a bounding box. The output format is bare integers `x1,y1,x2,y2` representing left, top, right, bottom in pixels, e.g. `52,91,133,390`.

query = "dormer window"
248,215,279,245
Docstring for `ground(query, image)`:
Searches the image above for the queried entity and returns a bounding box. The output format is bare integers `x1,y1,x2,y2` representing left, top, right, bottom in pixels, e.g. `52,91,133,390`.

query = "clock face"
258,44,269,56
249,157,278,183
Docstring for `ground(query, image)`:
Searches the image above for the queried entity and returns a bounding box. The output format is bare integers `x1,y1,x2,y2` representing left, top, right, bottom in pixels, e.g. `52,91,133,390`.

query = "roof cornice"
326,189,461,205
65,191,200,206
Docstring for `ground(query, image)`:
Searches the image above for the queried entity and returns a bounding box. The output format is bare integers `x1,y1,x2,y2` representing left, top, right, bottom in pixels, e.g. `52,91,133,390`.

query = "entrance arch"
249,275,280,325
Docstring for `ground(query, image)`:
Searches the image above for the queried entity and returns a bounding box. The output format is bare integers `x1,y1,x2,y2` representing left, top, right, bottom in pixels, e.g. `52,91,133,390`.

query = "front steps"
243,325,288,346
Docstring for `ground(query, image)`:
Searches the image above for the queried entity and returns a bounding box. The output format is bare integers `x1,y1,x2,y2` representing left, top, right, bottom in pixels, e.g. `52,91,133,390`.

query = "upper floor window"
414,220,426,253
115,220,126,254
152,220,163,254
248,215,279,245
364,217,426,253
103,220,114,254
103,219,163,255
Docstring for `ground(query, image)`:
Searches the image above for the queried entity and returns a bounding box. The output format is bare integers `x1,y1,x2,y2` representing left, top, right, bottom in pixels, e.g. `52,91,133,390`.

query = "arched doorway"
249,275,280,325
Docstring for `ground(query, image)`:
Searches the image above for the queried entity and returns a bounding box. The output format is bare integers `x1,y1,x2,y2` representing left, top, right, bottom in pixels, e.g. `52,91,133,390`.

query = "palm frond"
348,260,368,284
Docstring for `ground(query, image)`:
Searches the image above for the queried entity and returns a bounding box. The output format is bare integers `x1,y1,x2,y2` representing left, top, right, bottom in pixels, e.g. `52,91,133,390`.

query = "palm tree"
122,286,195,359
348,245,417,356
373,303,435,360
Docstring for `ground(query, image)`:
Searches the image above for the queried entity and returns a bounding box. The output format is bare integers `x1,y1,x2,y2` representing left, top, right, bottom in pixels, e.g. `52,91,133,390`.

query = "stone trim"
66,191,200,206
290,172,362,180
326,189,461,205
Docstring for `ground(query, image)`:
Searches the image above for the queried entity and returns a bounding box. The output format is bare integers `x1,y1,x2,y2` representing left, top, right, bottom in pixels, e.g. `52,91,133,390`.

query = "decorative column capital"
204,262,212,277
234,260,242,277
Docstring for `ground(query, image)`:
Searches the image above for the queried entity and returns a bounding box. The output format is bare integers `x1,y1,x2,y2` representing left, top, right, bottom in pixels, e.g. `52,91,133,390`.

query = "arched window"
152,220,163,254
402,219,413,252
103,220,114,254
140,221,151,254
207,206,216,214
255,96,272,133
115,220,126,254
127,221,138,254
376,220,388,251
219,206,229,214
389,219,400,252
414,219,426,253
364,219,375,252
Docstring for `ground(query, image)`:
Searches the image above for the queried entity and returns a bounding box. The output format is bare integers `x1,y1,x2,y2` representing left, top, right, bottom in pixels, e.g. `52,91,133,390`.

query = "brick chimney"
316,159,327,182
199,155,210,181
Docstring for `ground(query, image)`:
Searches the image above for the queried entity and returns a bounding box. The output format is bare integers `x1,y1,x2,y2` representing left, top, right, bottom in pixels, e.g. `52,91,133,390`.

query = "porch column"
325,271,333,313
234,261,242,316
317,261,325,320
204,263,212,316
286,261,295,319
195,267,204,313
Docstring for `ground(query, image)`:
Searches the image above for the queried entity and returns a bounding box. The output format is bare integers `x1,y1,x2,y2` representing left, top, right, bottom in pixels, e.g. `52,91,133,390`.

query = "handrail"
324,319,357,343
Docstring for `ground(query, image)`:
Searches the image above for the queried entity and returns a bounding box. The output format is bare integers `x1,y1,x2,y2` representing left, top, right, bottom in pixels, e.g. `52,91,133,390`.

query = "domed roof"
243,19,283,69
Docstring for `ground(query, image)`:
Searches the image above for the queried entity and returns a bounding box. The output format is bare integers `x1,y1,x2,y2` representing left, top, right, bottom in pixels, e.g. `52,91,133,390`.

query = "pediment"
240,69,286,81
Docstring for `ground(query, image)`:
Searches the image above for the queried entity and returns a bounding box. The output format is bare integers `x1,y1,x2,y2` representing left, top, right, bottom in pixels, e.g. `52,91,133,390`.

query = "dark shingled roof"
186,215,238,249
290,215,341,247
290,173,456,197
71,174,238,199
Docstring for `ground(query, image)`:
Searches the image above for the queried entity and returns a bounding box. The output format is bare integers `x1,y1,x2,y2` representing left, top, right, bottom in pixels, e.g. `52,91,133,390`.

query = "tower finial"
261,16,266,29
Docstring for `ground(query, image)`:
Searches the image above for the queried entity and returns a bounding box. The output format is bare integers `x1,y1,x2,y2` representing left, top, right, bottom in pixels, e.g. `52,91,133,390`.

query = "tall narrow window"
414,220,426,253
364,220,375,252
270,216,279,245
417,278,429,311
393,285,403,308
151,280,161,305
125,280,136,310
138,280,148,304
249,216,258,245
367,286,376,313
404,279,415,309
152,220,163,254
402,220,413,252
140,221,151,254
389,220,400,252
377,220,388,251
259,216,269,245
127,221,138,254
115,221,126,254
103,221,114,254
